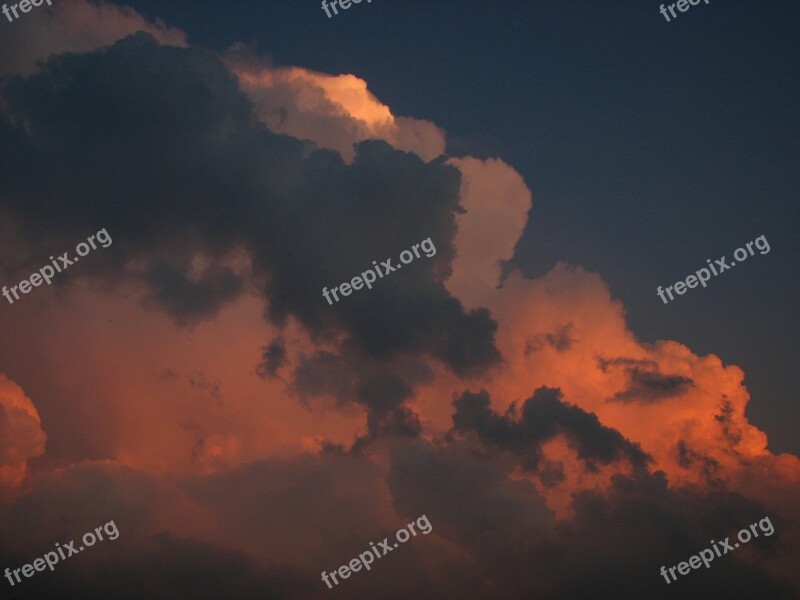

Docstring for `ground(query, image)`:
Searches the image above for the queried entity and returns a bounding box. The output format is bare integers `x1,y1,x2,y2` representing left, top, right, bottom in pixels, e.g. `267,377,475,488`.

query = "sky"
0,1,798,599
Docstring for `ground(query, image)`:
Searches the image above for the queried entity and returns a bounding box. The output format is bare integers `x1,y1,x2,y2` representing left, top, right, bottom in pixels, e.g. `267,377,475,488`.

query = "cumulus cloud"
444,156,532,308
388,437,797,599
228,52,446,163
0,32,499,378
463,263,788,489
0,5,797,599
0,0,186,77
0,374,46,490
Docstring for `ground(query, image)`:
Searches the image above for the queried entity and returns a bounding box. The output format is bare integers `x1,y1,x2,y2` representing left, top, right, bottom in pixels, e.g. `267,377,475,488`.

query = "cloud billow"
0,33,500,377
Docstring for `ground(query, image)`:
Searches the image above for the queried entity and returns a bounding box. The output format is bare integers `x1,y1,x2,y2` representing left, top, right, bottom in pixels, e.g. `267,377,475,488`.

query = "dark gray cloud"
557,473,794,600
0,454,400,599
388,438,796,600
256,339,288,381
715,398,744,450
598,357,693,404
0,33,499,379
452,386,651,473
597,357,659,372
387,438,554,599
612,368,694,404
143,263,244,327
0,434,795,600
677,440,722,484
537,458,566,488
525,323,576,354
0,535,311,600
292,350,432,451
291,351,356,406
350,371,421,452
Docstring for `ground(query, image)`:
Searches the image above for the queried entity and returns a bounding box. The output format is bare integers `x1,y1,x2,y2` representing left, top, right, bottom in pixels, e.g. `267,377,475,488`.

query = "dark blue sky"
112,0,799,454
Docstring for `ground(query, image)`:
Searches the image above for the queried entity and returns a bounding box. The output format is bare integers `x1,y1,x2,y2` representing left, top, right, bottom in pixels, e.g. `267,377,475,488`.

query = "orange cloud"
0,23,796,597
231,61,445,163
0,373,46,491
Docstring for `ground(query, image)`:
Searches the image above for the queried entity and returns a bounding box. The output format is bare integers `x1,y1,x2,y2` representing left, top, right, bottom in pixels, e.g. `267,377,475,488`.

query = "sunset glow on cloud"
0,1,797,599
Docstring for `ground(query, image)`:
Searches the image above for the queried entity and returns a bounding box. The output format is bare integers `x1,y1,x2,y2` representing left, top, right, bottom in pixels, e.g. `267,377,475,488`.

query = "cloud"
0,32,500,378
612,368,694,404
452,261,794,493
291,349,434,452
388,438,798,599
599,358,695,404
0,461,318,600
0,8,797,599
0,374,46,490
228,49,446,163
0,0,187,77
143,262,245,328
452,386,651,473
525,323,577,354
256,338,288,381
